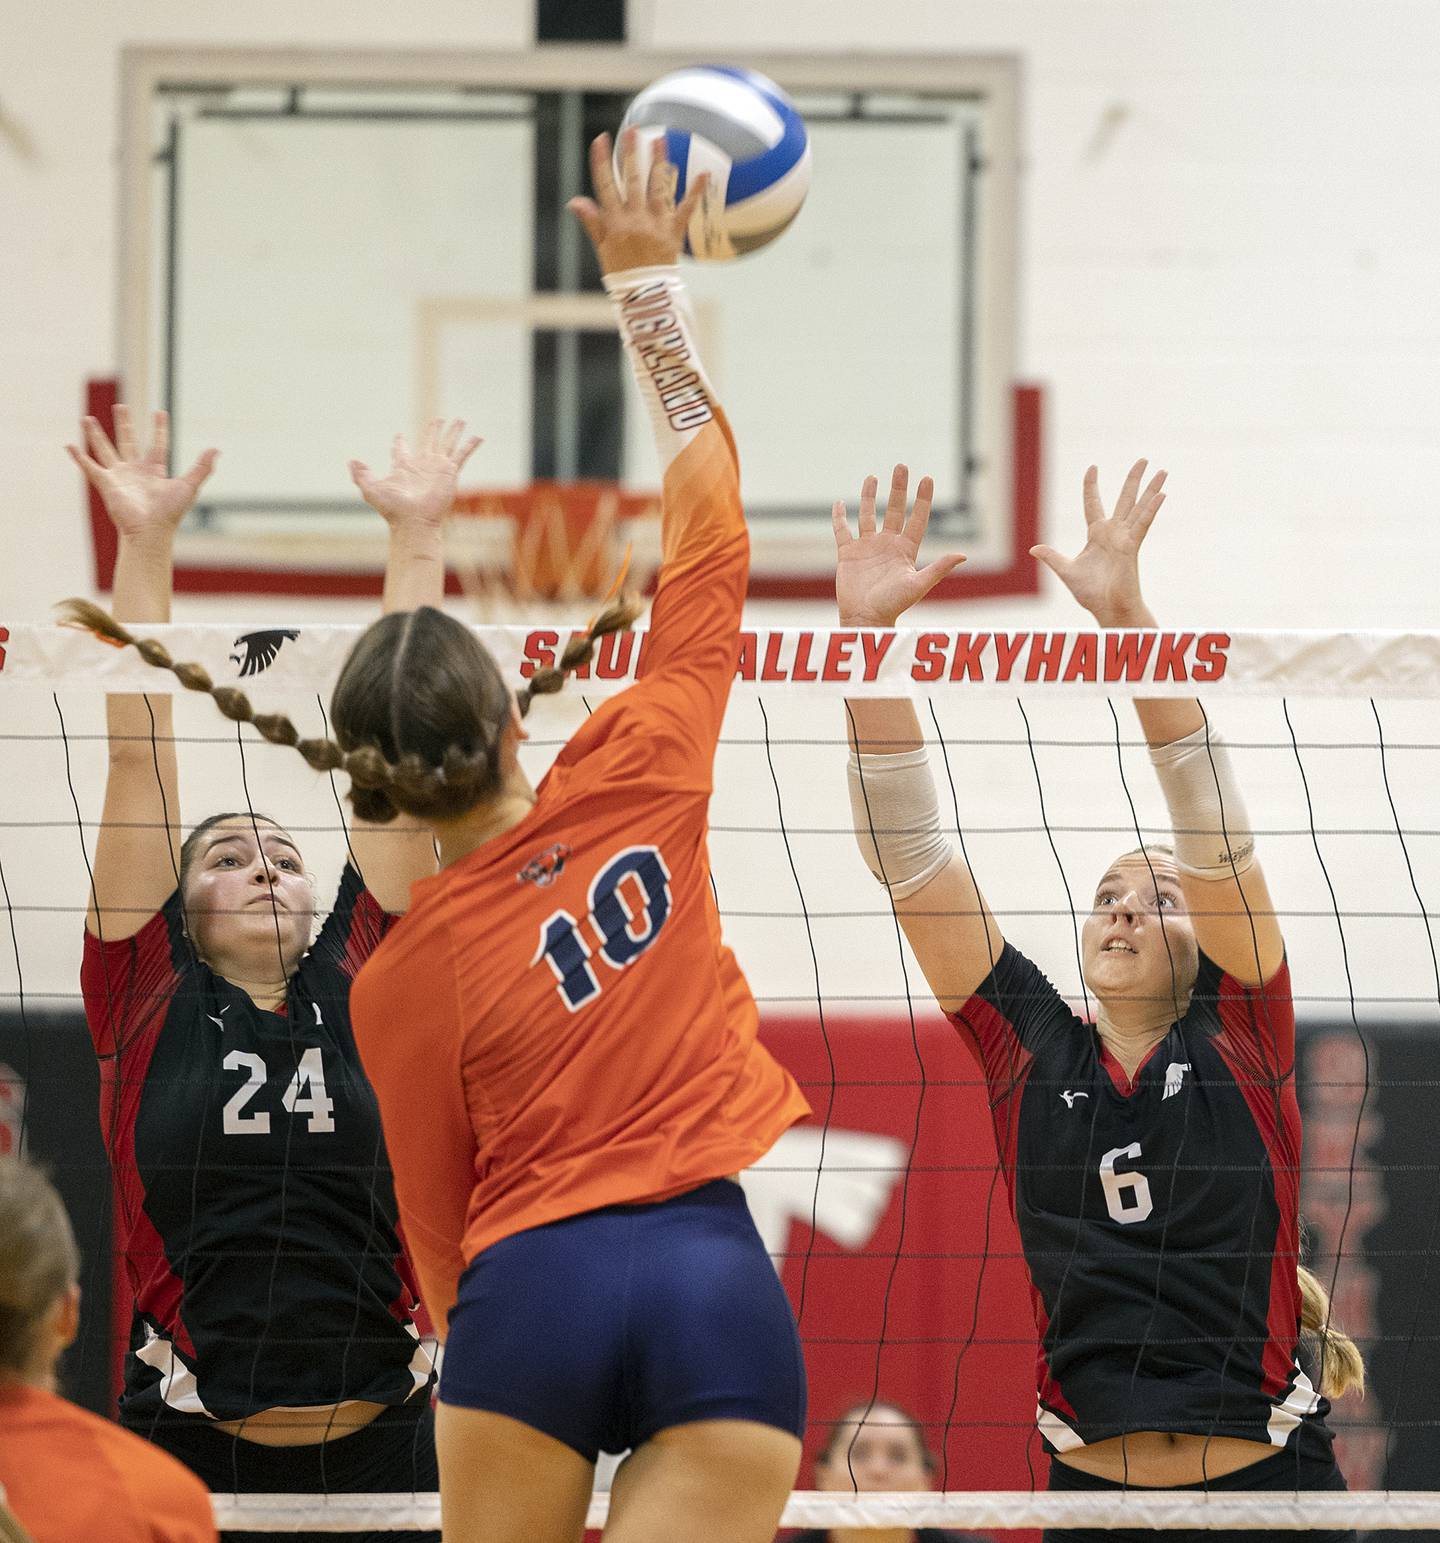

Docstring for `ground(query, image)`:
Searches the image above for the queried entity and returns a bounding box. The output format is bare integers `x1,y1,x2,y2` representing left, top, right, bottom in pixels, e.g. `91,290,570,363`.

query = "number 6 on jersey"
1099,1142,1154,1224
534,845,673,1010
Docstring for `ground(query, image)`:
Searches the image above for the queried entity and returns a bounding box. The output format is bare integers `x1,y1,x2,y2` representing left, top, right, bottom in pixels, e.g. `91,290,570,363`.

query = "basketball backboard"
114,47,1028,601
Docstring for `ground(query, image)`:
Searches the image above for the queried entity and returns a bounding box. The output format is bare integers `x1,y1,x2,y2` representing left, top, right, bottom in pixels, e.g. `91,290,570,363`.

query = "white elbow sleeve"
1148,725,1257,878
847,749,955,900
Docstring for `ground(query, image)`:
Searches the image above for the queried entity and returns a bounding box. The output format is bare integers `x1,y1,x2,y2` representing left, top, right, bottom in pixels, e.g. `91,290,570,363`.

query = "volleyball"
617,65,811,261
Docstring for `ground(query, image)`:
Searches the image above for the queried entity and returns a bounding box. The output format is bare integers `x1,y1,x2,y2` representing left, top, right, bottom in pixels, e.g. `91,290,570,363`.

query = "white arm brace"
847,749,955,901
1148,724,1257,878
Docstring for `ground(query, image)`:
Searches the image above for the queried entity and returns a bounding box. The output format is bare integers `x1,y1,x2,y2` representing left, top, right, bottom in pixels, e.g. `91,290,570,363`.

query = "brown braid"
516,593,646,715
57,594,642,824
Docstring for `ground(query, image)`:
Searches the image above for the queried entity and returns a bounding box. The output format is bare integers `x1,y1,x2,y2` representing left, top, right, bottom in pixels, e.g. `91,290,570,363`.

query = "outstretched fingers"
180,447,219,492
1111,458,1148,521
454,433,483,472
65,441,106,485
881,463,909,533
831,498,854,550
1132,485,1167,537
915,549,966,596
674,169,709,236
112,404,138,463
902,474,936,546
1081,465,1105,526
856,473,880,537
568,195,604,245
589,131,621,210
1128,468,1167,529
646,136,676,213
148,409,170,470
82,415,120,469
619,126,646,206
1029,542,1073,580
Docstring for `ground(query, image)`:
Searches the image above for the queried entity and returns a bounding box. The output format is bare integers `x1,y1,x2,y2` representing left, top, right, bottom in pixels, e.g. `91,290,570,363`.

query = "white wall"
649,0,1440,632
5,3,1440,1022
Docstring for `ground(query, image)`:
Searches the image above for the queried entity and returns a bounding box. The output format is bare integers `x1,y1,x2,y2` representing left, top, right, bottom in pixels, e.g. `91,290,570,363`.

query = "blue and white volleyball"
618,66,810,262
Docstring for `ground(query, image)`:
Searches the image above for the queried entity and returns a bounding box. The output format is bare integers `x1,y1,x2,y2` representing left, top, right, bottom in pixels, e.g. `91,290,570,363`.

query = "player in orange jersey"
312,132,808,1543
0,1157,217,1543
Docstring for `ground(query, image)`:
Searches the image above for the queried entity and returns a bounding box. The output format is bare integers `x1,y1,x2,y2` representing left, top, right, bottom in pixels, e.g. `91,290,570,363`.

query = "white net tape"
6,623,1440,699
209,1488,1440,1531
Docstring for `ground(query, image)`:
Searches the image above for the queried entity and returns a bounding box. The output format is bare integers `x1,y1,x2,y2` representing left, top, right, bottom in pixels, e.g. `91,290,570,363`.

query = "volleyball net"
4,621,1440,1532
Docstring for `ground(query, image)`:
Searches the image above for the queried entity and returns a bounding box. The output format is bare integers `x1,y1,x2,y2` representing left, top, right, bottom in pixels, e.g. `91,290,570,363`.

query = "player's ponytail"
56,599,362,778
329,599,641,822
1297,1264,1366,1399
515,594,645,715
59,596,641,827
0,1158,80,1380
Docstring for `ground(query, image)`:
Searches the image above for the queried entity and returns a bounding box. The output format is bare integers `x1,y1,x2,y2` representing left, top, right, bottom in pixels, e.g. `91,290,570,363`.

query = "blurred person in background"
0,1155,216,1542
787,1398,987,1543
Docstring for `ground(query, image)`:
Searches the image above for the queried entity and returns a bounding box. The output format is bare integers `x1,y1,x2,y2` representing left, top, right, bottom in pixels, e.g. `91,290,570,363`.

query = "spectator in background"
0,1157,216,1543
787,1398,987,1543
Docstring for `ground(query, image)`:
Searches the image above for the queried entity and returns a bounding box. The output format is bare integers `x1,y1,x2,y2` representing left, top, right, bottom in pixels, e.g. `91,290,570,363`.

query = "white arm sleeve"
1148,725,1257,878
602,264,717,467
847,749,955,901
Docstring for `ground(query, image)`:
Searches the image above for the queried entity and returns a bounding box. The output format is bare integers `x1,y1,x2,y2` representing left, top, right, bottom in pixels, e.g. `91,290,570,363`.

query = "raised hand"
349,418,482,531
67,407,217,540
1031,460,1167,627
568,128,710,275
833,465,966,627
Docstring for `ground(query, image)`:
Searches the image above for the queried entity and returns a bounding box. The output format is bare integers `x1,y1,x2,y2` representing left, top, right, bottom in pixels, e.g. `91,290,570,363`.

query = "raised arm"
836,466,1002,1012
571,132,744,751
1032,460,1283,985
343,419,479,910
69,410,216,940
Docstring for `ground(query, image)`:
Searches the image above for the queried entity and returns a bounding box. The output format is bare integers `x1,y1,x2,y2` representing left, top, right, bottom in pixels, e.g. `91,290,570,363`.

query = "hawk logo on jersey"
1162,1062,1192,1100
230,629,300,678
518,843,572,888
1060,1089,1090,1108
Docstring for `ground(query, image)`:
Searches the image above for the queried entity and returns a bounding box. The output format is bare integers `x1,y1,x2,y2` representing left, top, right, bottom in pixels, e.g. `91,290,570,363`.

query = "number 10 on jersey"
534,845,673,1011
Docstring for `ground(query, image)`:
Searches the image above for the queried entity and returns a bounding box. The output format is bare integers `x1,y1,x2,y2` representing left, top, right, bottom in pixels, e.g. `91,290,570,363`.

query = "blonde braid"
1297,1264,1366,1399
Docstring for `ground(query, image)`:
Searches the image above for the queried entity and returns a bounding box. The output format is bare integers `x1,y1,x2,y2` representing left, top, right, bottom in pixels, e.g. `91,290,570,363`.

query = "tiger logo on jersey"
518,843,572,887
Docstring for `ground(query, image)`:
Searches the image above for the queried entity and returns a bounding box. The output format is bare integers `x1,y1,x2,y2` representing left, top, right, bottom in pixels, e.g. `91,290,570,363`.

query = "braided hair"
57,595,643,826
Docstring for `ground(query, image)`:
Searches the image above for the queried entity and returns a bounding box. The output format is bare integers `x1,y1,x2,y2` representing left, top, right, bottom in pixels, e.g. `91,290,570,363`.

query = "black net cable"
1282,699,1372,1450
311,690,428,1486
756,696,835,1331
1103,699,1207,1490
843,698,932,1494
1012,696,1106,1488
230,716,317,1462
928,696,1009,1490
1371,699,1440,1470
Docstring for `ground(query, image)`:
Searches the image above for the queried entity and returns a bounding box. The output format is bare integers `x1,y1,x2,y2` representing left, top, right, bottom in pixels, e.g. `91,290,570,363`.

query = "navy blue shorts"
439,1179,807,1462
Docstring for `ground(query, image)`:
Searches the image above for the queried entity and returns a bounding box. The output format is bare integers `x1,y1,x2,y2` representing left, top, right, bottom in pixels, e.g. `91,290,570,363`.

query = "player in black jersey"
69,407,478,1541
834,461,1363,1540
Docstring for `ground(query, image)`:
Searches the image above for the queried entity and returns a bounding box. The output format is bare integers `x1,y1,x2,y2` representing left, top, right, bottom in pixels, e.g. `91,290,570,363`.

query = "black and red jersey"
952,943,1327,1454
80,864,433,1427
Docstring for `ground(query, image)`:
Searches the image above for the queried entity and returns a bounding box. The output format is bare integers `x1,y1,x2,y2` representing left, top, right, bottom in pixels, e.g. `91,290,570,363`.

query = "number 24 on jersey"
534,845,673,1011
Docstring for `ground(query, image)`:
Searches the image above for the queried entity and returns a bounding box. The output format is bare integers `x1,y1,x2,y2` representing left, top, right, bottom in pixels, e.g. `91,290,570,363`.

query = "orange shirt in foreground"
351,268,810,1332
0,1380,216,1543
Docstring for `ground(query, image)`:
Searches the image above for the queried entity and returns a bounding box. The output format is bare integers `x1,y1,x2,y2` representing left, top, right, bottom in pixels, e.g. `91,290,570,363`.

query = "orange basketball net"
450,481,661,613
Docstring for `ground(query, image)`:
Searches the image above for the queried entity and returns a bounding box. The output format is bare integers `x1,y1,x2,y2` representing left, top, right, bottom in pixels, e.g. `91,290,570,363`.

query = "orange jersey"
0,1381,216,1543
351,267,810,1332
